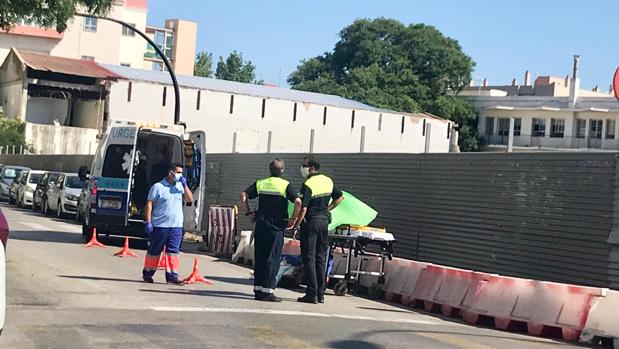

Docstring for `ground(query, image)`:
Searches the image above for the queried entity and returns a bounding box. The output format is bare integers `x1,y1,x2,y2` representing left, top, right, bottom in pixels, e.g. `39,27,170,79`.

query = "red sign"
614,66,619,101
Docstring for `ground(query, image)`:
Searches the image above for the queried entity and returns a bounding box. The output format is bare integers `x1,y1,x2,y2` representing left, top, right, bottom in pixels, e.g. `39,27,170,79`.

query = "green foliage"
215,51,259,84
428,96,480,152
0,0,113,32
0,116,28,149
194,51,214,78
288,18,480,150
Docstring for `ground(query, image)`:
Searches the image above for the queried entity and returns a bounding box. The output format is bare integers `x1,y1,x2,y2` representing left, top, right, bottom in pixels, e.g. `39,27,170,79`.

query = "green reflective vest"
304,174,334,198
256,176,289,197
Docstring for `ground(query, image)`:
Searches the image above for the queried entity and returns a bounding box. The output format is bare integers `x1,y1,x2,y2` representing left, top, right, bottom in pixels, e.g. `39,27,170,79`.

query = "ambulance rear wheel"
333,281,348,296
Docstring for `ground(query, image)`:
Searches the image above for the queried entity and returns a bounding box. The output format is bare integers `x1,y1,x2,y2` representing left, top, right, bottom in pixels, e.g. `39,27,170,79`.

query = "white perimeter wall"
108,80,453,154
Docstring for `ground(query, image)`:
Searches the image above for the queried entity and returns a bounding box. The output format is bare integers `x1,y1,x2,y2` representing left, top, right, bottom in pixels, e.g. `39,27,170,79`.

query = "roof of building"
103,64,391,113
15,49,121,79
464,95,619,112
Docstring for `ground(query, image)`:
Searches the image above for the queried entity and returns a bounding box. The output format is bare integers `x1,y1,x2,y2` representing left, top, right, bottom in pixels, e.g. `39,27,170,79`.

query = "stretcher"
327,225,395,298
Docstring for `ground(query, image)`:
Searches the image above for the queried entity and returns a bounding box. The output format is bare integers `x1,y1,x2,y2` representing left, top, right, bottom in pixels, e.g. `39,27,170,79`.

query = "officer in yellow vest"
241,159,301,302
291,155,344,304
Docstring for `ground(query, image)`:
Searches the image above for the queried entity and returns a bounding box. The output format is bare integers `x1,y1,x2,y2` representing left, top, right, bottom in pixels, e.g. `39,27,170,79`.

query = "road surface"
0,204,583,348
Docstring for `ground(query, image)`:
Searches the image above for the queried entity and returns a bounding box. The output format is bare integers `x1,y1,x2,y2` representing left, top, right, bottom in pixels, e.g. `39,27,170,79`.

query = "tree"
428,96,480,152
0,0,113,32
194,51,214,78
215,51,258,84
0,116,28,152
289,18,480,150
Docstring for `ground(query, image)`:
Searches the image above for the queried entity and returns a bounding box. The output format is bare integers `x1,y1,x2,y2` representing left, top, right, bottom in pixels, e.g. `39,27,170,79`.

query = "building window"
120,63,131,67
351,110,355,129
532,118,546,137
422,119,426,136
323,107,327,125
229,95,235,114
514,118,522,136
261,99,266,119
127,82,132,102
83,17,97,32
498,118,510,136
165,32,174,59
485,117,495,136
576,119,587,138
196,90,201,111
122,23,136,36
293,103,297,122
81,56,95,62
162,87,167,106
606,119,616,140
152,61,163,71
590,120,603,139
550,119,565,138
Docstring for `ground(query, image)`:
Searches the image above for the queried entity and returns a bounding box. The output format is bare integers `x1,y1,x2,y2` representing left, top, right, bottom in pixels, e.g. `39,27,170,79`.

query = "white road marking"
151,306,440,325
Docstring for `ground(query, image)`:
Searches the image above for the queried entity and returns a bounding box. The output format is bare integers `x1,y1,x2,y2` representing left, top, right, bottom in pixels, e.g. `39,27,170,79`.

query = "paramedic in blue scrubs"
142,163,193,284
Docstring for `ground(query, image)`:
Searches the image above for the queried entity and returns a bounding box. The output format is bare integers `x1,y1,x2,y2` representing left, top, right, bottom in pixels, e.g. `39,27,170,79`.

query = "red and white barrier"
373,257,611,343
580,289,619,347
207,206,237,255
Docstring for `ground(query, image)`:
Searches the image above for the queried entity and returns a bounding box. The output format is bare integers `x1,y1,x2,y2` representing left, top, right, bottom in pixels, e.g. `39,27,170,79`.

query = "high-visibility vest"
304,174,334,198
256,176,289,197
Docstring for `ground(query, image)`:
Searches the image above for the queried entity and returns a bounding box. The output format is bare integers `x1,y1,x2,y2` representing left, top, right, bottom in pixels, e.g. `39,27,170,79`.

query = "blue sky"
148,0,618,90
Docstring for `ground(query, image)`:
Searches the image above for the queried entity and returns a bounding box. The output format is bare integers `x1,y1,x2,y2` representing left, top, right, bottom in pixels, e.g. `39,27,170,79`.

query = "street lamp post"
76,14,184,128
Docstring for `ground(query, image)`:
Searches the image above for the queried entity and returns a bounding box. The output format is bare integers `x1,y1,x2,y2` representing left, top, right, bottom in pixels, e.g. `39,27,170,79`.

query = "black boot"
297,295,318,304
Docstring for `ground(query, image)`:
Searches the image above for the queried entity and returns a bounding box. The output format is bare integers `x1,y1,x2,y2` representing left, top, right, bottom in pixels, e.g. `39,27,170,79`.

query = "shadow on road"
57,275,145,284
203,275,253,286
9,230,83,245
328,340,384,349
139,288,255,300
353,329,579,346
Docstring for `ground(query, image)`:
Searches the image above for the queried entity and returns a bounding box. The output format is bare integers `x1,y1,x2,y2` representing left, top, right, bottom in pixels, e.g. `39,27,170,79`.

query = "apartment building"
0,0,197,75
462,57,619,151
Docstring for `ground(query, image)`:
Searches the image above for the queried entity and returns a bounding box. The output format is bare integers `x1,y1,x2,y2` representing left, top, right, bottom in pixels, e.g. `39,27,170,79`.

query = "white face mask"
300,166,310,179
174,173,182,181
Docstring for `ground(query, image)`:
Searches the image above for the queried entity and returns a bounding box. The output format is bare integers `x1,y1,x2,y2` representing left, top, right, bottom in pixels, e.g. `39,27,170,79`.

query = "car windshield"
65,176,84,189
29,174,43,184
2,168,22,180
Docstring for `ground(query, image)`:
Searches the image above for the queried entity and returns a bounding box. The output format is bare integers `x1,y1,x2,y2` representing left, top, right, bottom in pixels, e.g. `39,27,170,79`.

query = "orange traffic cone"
157,247,167,269
182,258,213,285
84,227,105,248
114,236,139,258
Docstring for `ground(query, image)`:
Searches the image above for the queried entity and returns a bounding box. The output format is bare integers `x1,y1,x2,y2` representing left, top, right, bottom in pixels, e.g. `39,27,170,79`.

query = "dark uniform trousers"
300,215,329,298
254,220,284,293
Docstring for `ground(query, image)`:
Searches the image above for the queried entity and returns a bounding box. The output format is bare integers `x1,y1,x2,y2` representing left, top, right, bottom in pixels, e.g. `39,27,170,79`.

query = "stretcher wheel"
333,281,348,296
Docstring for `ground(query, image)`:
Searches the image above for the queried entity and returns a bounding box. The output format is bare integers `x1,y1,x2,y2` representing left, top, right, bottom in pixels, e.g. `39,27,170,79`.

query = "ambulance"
80,119,206,242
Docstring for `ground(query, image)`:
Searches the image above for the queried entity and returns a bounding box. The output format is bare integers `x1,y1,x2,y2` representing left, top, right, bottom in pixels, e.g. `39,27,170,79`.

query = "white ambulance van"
80,119,206,241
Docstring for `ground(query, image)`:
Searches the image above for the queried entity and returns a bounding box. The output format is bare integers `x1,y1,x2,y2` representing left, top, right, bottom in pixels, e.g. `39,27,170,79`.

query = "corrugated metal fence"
204,152,619,289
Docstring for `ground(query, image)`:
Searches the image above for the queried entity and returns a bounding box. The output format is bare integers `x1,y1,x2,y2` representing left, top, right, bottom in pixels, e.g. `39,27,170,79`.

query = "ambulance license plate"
100,198,121,209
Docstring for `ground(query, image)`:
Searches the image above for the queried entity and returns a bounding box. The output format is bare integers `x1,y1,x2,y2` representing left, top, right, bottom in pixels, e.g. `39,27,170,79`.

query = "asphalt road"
0,204,586,349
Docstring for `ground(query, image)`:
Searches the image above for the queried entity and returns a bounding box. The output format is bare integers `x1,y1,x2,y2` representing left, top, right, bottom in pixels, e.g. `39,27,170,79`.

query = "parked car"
0,166,28,202
16,170,44,208
44,173,84,218
32,172,62,212
8,171,29,205
0,206,9,335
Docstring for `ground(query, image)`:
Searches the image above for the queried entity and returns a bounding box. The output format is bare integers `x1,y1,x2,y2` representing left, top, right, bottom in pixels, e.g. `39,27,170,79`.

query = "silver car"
44,173,85,218
16,170,45,208
0,166,28,202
